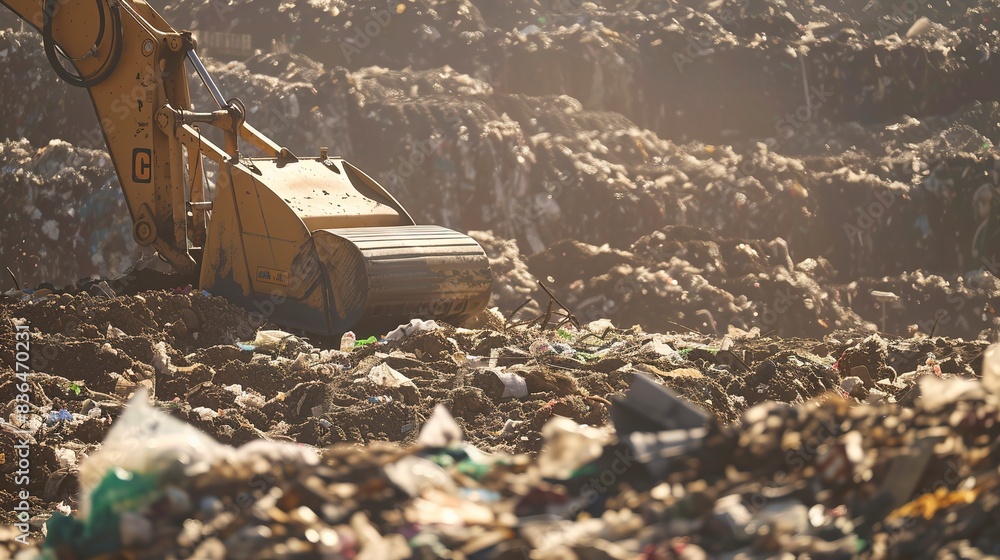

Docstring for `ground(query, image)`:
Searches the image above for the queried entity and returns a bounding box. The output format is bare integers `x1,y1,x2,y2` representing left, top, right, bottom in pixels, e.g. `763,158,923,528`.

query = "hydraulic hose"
43,0,123,87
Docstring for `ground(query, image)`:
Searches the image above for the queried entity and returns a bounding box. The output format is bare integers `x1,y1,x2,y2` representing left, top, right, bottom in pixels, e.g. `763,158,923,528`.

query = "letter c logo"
132,148,152,183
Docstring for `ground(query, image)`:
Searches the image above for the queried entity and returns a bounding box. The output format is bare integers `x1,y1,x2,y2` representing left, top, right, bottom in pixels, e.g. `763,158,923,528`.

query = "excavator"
0,0,493,336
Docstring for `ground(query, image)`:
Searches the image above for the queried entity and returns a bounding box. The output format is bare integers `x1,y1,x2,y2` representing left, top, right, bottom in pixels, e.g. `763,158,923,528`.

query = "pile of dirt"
0,288,987,475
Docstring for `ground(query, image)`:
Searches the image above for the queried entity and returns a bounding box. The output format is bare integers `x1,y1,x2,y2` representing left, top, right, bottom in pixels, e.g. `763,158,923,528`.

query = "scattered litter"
251,330,309,354
45,409,73,426
418,405,462,448
537,416,609,479
355,335,378,347
151,341,172,375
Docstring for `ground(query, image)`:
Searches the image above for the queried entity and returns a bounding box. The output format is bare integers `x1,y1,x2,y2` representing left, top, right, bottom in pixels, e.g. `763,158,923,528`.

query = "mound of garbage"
153,0,1000,144
1,289,998,558
0,139,137,288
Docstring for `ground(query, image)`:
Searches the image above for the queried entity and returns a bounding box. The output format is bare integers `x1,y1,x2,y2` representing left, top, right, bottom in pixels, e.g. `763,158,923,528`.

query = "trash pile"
0,138,139,289
525,226,1000,340
156,0,1000,145
4,0,1000,556
5,23,1000,282
467,231,541,319
525,229,867,339
0,3,998,559
4,128,1000,339
1,287,999,558
504,0,1000,144
0,30,97,148
162,0,494,75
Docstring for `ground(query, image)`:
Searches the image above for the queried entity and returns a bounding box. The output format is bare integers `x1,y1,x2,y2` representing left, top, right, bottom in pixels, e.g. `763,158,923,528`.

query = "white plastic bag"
367,363,416,388
78,390,233,516
384,318,441,341
417,405,463,448
537,417,611,479
494,369,528,398
983,343,1000,395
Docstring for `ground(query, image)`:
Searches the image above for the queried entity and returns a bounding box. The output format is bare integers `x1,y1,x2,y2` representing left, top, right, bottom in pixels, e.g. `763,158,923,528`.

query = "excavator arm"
2,0,205,273
0,0,493,336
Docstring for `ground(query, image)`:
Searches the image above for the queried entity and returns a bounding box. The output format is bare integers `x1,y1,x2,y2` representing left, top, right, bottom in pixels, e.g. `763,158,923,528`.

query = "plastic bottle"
340,331,356,353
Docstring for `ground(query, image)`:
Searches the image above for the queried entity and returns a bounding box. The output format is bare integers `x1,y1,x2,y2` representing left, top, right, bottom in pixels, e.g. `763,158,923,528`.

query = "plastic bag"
251,329,309,353
45,390,234,555
418,405,463,448
384,318,441,341
340,331,356,352
151,341,172,375
982,343,1000,395
537,417,610,479
367,363,416,388
77,389,233,517
384,455,457,497
494,369,528,398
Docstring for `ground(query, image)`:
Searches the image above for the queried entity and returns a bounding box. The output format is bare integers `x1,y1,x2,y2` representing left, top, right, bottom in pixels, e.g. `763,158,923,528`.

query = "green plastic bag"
44,390,233,555
44,468,161,556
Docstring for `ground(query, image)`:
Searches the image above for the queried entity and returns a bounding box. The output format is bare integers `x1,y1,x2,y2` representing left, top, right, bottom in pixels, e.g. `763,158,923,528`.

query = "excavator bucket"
200,156,492,337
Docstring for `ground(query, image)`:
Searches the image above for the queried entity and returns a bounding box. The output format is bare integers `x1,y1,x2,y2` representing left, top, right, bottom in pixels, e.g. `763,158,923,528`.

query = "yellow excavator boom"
0,0,492,336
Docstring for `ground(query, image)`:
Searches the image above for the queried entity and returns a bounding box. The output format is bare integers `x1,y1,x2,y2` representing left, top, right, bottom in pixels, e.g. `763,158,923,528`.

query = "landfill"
0,245,998,549
2,0,1000,558
3,1,1000,336
0,292,999,558
0,139,138,289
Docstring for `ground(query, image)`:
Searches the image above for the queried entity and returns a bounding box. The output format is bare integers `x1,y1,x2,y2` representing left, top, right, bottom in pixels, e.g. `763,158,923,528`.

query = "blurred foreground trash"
11,335,1000,559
